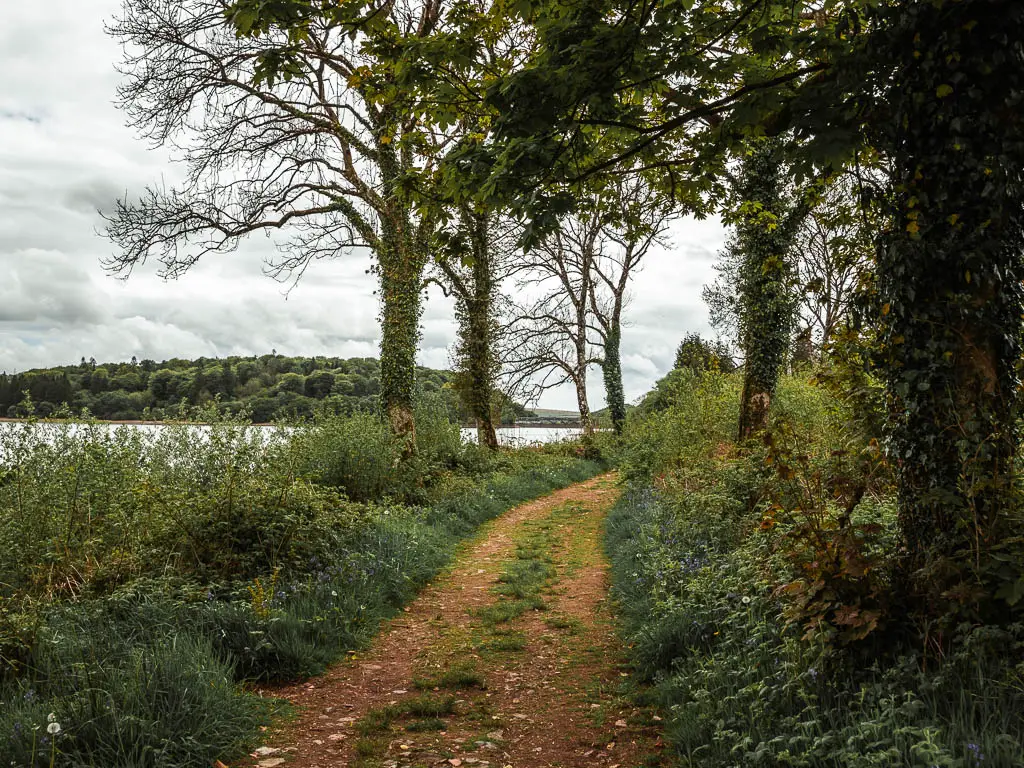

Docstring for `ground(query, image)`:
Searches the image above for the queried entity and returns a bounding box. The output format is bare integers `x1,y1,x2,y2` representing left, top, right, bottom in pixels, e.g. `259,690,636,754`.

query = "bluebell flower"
967,742,984,764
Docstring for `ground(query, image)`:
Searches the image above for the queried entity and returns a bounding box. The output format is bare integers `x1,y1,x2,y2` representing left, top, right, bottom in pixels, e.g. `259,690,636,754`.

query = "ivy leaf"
936,84,954,98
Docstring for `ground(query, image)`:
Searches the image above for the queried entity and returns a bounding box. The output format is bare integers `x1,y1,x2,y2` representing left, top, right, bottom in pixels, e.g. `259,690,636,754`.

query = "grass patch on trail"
354,695,458,765
480,630,528,652
475,504,587,627
413,663,485,690
357,695,457,735
405,717,447,732
544,614,582,632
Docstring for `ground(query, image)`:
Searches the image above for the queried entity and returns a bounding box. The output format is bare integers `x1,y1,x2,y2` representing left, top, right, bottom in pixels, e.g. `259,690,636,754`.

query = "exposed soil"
245,473,664,768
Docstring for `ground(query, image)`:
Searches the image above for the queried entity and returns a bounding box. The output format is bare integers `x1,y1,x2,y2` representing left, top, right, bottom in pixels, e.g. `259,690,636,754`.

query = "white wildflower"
47,722,61,735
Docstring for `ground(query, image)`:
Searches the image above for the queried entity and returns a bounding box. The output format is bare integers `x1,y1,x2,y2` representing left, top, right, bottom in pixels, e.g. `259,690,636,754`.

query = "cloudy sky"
0,0,726,410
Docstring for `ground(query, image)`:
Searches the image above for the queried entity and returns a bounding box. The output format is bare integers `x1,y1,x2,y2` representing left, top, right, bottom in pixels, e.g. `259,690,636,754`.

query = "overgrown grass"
0,404,602,767
607,369,1024,767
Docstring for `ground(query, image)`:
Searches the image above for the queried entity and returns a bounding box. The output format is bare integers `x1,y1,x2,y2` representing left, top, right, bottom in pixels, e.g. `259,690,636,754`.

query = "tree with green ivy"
588,176,674,435
708,140,808,439
432,207,520,449
219,0,537,453
848,0,1024,614
104,0,447,453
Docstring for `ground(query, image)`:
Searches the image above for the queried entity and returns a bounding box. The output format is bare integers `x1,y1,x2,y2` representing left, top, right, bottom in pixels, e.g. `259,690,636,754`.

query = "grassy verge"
0,406,602,767
606,369,1024,767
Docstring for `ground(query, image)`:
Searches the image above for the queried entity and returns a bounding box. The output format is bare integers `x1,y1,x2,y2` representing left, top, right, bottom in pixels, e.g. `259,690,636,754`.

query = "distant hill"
0,355,531,424
516,407,582,426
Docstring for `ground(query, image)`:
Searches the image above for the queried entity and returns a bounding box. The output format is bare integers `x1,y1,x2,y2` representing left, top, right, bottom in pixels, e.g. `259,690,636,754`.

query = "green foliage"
0,408,602,765
673,332,735,374
623,367,742,480
609,369,1024,766
0,355,464,424
0,623,273,768
291,411,399,502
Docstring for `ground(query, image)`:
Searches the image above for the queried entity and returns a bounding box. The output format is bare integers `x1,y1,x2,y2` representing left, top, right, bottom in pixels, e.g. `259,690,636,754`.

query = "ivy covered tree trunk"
463,299,500,450
378,212,427,455
874,0,1024,603
601,316,626,435
455,213,500,451
734,142,799,441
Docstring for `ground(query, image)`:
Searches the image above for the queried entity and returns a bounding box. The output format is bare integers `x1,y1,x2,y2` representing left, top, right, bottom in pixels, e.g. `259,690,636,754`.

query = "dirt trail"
247,473,664,768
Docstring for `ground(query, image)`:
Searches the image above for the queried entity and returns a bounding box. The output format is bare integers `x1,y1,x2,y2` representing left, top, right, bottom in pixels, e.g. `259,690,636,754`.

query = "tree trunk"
602,323,626,435
450,211,500,451
464,292,500,450
378,216,426,455
734,142,799,441
875,0,1024,607
738,369,772,440
575,373,593,436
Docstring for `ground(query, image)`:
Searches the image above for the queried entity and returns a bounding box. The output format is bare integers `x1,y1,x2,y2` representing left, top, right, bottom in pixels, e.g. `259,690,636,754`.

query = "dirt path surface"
247,473,664,768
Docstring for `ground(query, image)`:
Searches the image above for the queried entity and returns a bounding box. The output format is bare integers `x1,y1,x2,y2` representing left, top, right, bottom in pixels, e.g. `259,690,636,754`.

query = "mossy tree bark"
870,1,1024,604
377,134,432,455
600,325,626,435
439,209,502,450
732,142,804,441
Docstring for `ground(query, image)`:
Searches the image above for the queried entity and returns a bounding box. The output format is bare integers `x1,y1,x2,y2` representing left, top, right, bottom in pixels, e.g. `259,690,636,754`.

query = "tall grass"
0,405,602,766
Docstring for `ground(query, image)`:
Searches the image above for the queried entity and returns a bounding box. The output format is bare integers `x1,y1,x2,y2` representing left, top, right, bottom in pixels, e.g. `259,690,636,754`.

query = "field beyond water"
0,401,601,767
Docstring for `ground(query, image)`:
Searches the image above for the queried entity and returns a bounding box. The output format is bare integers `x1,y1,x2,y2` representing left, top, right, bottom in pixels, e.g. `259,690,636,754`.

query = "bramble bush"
608,368,1024,767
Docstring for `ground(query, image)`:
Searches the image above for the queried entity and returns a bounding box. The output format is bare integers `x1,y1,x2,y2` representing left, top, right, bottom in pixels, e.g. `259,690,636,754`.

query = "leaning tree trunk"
874,0,1024,610
378,213,426,455
735,142,799,441
602,320,627,435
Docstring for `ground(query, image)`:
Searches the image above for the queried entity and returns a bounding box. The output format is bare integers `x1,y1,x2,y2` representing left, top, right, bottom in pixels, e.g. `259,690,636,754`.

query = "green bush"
289,410,399,501
0,409,603,766
607,370,1024,767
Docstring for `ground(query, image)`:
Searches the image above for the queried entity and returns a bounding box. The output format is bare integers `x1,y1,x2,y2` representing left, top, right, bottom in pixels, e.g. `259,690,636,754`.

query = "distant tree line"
0,354,531,424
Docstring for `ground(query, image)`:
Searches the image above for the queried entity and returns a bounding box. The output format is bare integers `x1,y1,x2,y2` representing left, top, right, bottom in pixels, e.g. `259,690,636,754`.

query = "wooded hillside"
0,355,531,424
